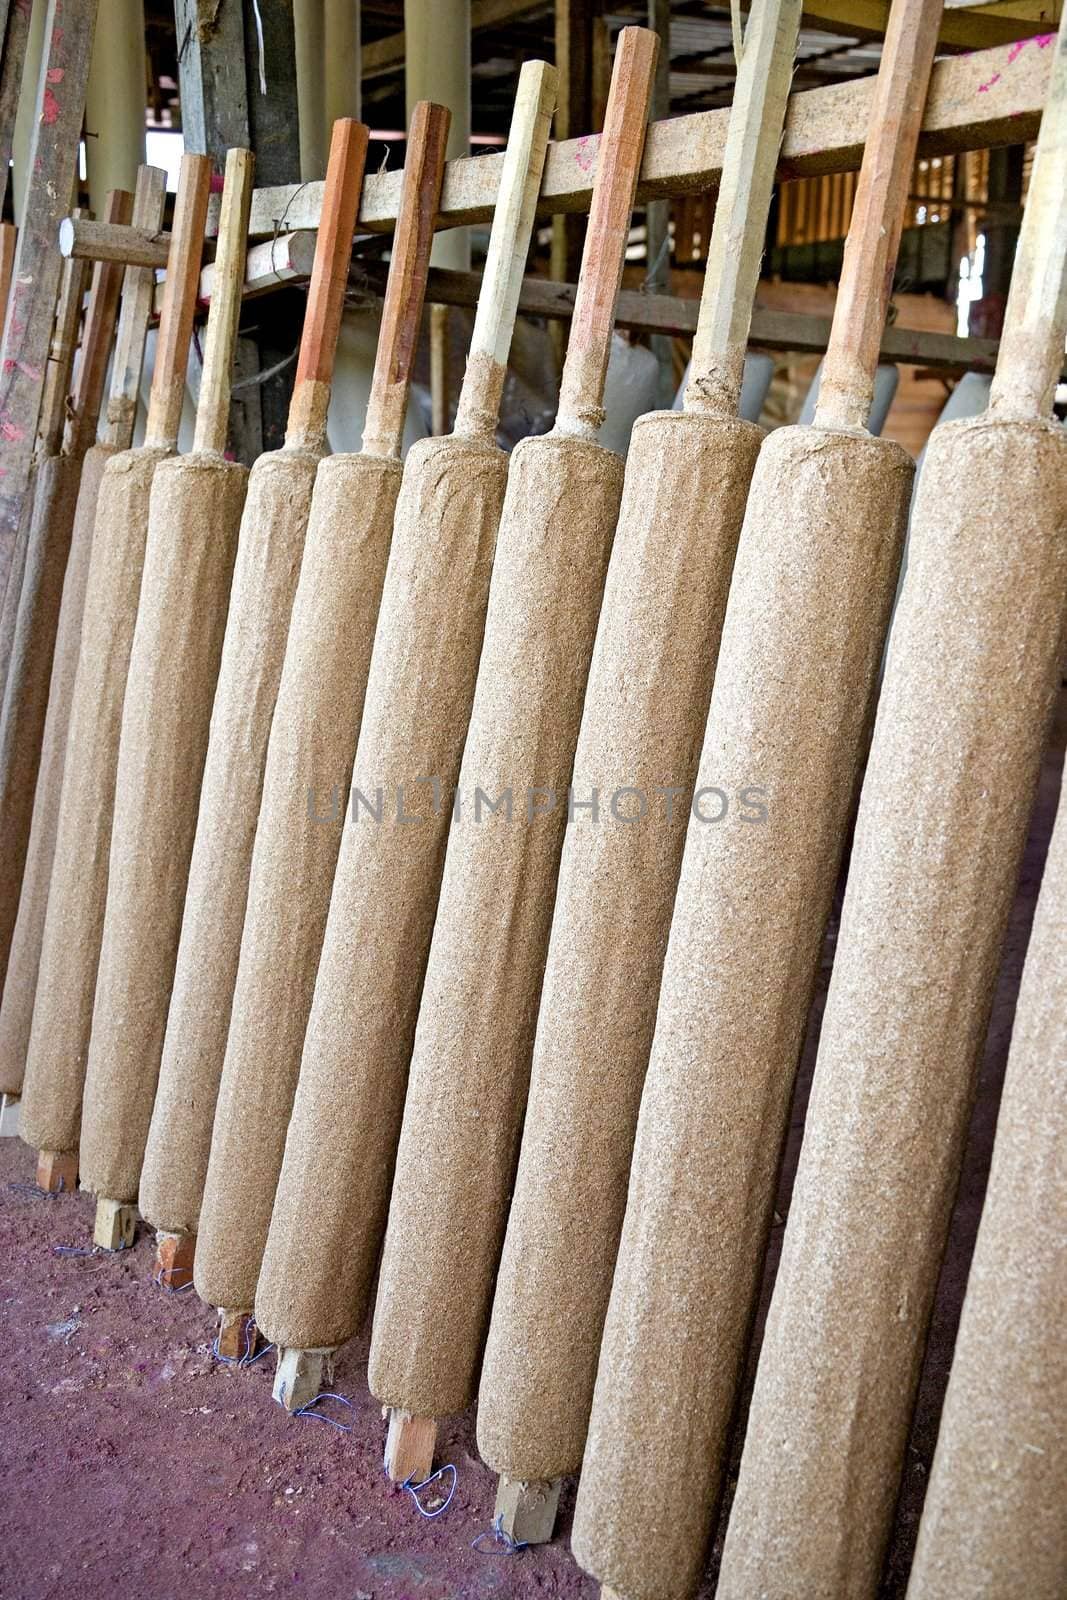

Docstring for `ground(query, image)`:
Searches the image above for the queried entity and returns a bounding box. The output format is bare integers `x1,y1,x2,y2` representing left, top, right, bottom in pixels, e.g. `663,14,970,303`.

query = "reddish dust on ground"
0,694,1061,1600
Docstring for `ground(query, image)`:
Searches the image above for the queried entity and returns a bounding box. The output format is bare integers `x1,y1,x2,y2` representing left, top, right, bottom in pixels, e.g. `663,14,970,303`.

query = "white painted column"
404,0,469,269
294,0,326,180
325,0,360,129
85,0,147,214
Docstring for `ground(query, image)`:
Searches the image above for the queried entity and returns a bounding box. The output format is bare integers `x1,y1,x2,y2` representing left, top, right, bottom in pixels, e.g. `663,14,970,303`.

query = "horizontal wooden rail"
61,37,1053,268
348,260,1023,375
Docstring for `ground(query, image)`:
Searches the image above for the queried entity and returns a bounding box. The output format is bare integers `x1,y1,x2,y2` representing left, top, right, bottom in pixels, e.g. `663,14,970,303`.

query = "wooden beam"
0,0,98,601
362,0,545,81
801,0,1061,50
174,0,250,160
207,37,1052,237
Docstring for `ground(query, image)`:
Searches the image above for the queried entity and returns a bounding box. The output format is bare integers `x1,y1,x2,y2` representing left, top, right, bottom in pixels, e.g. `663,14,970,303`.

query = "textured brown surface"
139,448,320,1236
18,448,170,1154
572,423,914,1600
194,451,402,1312
368,430,624,1418
717,416,1067,1600
906,764,1067,1600
77,454,248,1201
0,444,112,1097
256,433,506,1352
0,463,35,705
477,411,762,1482
0,455,82,992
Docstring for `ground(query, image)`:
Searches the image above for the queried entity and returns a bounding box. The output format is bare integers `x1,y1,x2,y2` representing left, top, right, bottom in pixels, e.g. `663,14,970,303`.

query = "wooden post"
495,1476,563,1544
217,1308,258,1361
0,223,17,322
383,1409,437,1484
273,1347,335,1413
0,0,100,601
551,0,600,369
645,0,673,405
36,1148,77,1192
93,1197,137,1251
154,1229,195,1288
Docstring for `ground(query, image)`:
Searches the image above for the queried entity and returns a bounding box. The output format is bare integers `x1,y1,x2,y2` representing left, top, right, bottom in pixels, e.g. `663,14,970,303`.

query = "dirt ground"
1,692,1062,1600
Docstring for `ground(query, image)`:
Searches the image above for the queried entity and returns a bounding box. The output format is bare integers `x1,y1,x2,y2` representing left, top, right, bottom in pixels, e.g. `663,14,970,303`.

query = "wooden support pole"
494,1476,563,1545
383,1409,437,1484
0,0,99,601
36,1148,77,1192
93,1197,137,1252
217,1309,258,1362
0,1090,18,1135
153,1229,195,1288
273,1348,335,1412
0,222,17,322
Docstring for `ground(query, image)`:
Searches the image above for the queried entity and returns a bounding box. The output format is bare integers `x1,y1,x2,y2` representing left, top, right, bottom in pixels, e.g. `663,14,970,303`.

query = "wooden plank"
346,259,1018,375
0,0,98,601
200,38,1052,239
174,0,250,160
801,0,1061,51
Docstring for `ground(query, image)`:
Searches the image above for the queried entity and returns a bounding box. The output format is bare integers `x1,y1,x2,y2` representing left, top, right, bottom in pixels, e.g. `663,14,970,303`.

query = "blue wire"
471,1513,529,1556
401,1463,457,1521
294,1391,353,1432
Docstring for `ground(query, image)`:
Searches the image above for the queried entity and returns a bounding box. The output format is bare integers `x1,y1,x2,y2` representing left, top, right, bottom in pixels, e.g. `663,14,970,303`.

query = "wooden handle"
0,223,15,322
362,100,451,459
556,27,659,435
815,0,944,430
990,11,1067,419
194,147,255,456
144,152,212,450
65,189,133,458
39,232,90,457
286,117,371,450
686,0,803,415
105,165,168,450
454,59,558,440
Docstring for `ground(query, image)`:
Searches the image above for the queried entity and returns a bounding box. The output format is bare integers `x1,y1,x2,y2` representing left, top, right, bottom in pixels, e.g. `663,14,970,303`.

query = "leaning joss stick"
254,59,558,1407
906,775,1067,1600
718,10,1067,1597
193,103,450,1366
570,0,945,1597
77,148,256,1253
137,118,370,1309
477,0,804,1547
0,167,166,1139
366,25,659,1491
18,155,213,1202
0,190,130,1003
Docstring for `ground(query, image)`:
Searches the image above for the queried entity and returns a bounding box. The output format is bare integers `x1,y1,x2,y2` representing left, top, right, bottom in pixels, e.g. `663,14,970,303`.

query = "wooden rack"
53,35,1060,384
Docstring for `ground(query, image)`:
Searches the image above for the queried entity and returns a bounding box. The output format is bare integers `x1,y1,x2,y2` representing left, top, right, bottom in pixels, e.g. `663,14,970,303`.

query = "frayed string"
472,1513,529,1556
295,1392,353,1433
402,1464,457,1521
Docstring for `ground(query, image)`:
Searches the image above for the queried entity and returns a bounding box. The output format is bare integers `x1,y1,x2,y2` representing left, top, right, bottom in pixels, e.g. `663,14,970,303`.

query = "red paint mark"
46,66,65,83
0,417,26,442
41,87,60,124
209,173,225,194
574,134,597,174
15,361,40,380
978,71,1001,92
